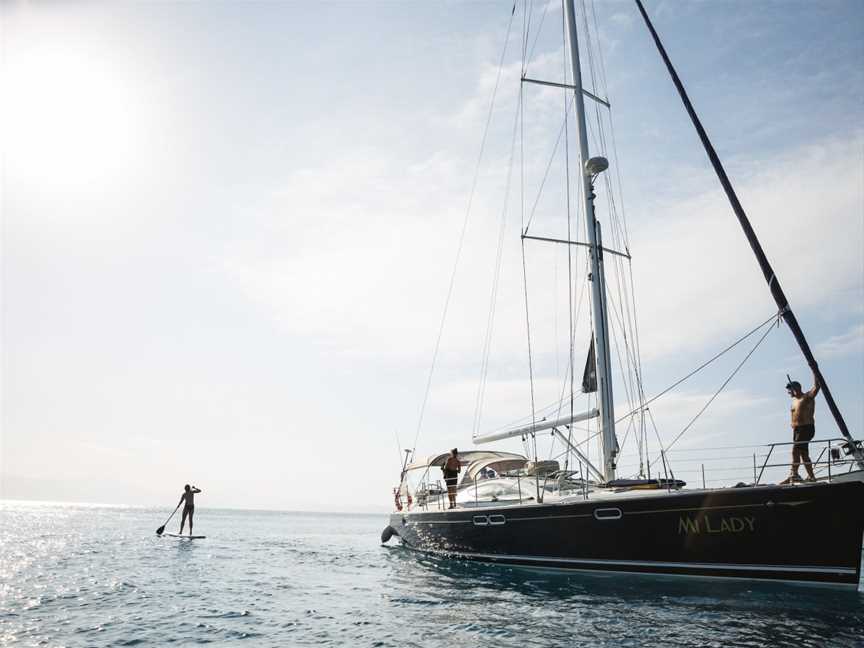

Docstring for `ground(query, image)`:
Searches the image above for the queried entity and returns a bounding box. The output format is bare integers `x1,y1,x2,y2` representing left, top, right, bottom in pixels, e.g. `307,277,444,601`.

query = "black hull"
388,481,864,586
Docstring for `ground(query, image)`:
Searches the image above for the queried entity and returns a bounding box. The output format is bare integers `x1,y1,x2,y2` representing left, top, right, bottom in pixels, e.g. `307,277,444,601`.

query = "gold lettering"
678,517,700,534
678,515,755,535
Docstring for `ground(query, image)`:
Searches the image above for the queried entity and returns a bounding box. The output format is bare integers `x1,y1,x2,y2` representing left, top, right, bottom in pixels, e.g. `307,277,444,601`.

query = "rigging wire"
615,311,781,425
473,92,525,438
554,260,590,417
582,0,643,443
472,1,784,485
604,288,639,424
410,6,518,459
474,0,534,439
522,97,577,234
615,416,636,468
645,407,664,479
579,0,650,474
522,0,535,76
483,310,782,455
589,0,630,250
473,0,774,480
648,316,779,468
519,2,539,465
394,429,404,466
562,0,577,471
526,0,551,67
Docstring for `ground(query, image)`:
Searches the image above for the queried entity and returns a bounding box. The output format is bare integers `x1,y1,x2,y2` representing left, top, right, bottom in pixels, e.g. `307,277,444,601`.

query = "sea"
1,501,862,648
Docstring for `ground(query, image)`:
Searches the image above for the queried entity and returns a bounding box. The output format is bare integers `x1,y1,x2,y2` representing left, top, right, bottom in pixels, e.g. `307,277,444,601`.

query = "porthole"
593,507,622,520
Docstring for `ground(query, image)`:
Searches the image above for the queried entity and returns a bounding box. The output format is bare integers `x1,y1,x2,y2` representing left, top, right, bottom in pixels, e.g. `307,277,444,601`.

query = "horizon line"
0,497,389,516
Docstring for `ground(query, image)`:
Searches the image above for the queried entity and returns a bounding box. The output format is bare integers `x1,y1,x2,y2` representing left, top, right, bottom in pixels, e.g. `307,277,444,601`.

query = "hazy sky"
2,0,862,512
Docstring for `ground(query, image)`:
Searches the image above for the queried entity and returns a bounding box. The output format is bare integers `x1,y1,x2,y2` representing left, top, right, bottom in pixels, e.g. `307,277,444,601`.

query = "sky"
1,0,862,512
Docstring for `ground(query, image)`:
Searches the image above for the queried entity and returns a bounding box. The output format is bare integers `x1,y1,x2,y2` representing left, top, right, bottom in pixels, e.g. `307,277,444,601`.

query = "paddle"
156,502,182,536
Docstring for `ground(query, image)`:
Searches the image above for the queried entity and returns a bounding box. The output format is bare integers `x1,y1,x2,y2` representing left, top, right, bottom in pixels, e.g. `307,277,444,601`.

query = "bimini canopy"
463,457,528,483
405,450,527,472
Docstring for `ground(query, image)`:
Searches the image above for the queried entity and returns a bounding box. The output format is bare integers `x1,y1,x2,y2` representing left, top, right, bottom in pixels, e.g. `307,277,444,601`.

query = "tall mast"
563,0,618,481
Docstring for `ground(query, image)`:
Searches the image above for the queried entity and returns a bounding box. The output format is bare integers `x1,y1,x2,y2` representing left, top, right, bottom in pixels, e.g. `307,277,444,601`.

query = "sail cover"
582,339,597,393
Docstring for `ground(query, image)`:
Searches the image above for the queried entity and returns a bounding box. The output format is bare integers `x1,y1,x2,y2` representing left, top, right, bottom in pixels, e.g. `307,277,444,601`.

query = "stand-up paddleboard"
163,533,206,539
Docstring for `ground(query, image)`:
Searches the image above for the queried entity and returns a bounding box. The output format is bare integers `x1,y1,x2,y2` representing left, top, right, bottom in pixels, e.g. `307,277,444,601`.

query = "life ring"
394,489,403,511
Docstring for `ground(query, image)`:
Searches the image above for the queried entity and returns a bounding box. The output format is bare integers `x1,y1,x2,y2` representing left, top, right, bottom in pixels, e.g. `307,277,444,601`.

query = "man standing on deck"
442,449,461,509
781,373,820,484
178,484,202,535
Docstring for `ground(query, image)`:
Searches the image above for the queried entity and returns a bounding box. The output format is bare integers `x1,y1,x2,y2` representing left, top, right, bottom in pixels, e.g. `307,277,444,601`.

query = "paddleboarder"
178,484,202,535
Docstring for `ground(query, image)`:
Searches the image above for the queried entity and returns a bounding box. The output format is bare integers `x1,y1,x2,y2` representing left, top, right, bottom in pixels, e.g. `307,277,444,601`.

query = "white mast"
563,0,618,481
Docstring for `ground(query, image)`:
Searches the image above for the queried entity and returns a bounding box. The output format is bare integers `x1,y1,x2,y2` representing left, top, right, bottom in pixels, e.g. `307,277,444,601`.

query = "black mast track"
633,0,853,443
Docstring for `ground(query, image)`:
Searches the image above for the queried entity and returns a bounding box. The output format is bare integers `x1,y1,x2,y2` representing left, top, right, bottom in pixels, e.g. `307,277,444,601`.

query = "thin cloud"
814,324,864,359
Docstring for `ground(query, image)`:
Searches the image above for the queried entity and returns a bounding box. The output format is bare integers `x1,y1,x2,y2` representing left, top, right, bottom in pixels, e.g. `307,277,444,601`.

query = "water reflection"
382,544,864,647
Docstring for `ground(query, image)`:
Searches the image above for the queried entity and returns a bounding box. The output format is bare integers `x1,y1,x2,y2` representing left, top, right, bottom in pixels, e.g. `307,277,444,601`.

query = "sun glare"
3,15,147,191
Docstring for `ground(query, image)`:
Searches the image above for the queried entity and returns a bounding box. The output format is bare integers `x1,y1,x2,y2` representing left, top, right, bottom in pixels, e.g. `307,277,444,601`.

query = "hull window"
473,514,507,526
593,507,623,520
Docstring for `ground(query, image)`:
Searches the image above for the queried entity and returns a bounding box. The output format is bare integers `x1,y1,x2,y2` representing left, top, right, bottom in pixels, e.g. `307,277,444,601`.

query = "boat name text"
678,515,755,535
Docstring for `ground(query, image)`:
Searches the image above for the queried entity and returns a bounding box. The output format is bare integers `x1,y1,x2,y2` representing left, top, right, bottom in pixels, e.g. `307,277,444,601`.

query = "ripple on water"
1,503,863,648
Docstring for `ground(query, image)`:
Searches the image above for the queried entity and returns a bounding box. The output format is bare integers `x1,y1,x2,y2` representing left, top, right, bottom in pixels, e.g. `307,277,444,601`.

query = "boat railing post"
474,474,478,507
660,449,670,492
517,472,522,504
813,445,827,472
827,440,832,483
579,459,586,500
701,463,706,489
752,453,757,484
756,445,773,485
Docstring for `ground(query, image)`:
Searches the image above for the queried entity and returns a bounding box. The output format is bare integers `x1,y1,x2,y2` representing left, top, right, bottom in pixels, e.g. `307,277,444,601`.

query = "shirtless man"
441,448,461,509
781,373,820,484
178,484,202,535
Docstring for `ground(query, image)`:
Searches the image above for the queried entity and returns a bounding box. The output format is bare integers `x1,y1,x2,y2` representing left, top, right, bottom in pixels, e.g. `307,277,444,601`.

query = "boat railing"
405,438,860,511
413,480,446,511
752,437,860,485
414,471,543,511
613,437,860,488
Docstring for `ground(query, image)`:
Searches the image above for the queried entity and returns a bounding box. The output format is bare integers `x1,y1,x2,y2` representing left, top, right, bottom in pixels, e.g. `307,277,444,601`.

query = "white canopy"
404,450,526,472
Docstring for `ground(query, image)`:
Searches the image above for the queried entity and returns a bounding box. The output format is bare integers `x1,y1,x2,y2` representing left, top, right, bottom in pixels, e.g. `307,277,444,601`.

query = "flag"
582,338,597,393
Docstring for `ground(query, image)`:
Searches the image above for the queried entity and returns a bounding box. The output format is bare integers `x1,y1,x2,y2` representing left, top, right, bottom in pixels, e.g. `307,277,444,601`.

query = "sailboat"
382,0,864,586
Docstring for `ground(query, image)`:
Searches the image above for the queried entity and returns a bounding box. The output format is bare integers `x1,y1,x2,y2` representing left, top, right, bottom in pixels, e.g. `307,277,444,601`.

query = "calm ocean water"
1,501,862,647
